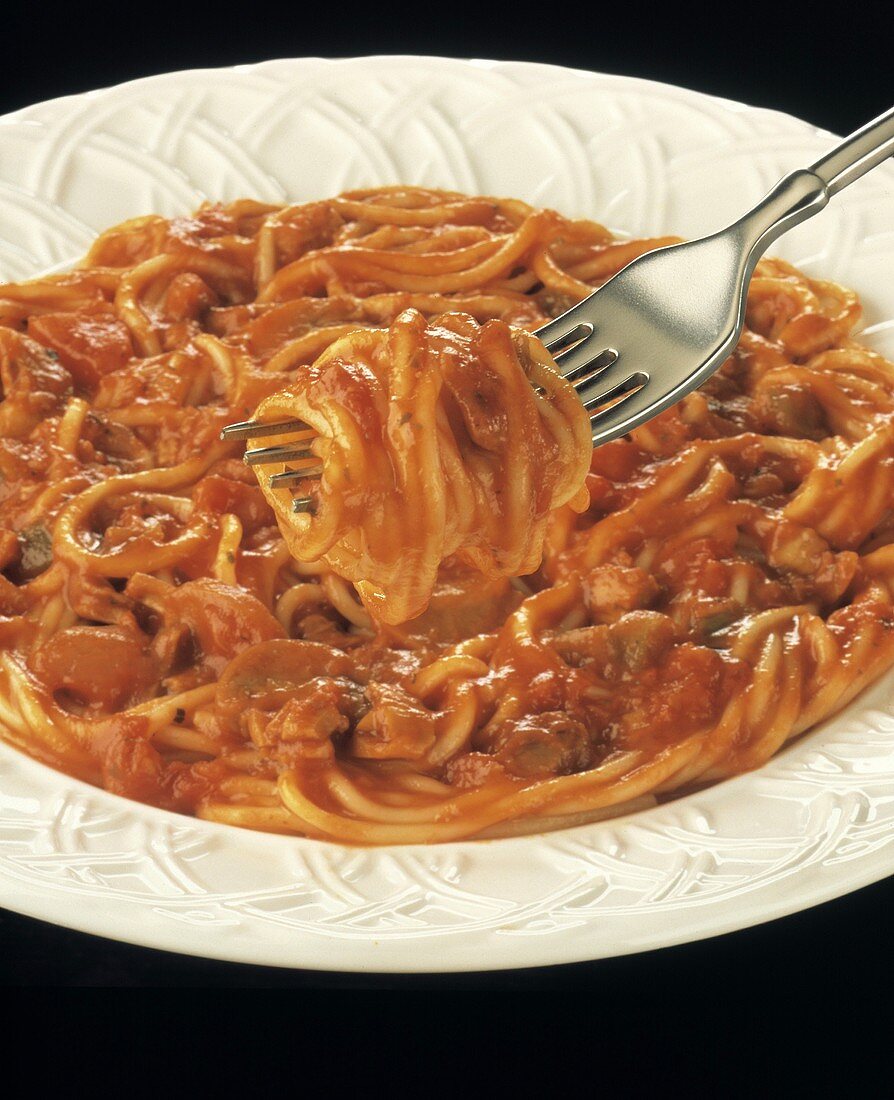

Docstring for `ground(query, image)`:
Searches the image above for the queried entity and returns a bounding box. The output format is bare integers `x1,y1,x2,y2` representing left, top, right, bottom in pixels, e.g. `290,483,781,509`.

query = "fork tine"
542,321,593,356
244,443,316,466
270,468,323,486
292,497,314,514
587,378,662,446
534,300,600,347
580,370,649,412
571,351,640,409
558,345,618,383
221,417,309,441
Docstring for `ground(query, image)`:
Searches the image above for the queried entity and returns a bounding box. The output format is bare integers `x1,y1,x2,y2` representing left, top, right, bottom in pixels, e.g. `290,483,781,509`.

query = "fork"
223,103,894,511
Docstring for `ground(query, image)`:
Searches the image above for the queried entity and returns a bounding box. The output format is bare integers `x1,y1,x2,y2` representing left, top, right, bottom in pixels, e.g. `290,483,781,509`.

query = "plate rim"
1,53,893,972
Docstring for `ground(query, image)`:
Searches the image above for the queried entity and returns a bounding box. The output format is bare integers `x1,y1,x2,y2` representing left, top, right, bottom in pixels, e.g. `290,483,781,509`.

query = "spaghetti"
251,309,592,624
0,185,892,844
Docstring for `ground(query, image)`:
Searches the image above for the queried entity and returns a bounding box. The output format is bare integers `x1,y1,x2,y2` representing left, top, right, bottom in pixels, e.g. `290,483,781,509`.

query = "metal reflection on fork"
220,418,320,512
222,103,894,508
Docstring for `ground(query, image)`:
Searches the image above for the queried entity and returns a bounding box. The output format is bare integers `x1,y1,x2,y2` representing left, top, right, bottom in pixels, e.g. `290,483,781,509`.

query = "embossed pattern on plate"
0,56,892,971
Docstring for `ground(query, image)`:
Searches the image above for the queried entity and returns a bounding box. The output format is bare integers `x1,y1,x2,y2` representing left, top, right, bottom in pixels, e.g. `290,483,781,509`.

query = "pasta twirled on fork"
251,308,592,623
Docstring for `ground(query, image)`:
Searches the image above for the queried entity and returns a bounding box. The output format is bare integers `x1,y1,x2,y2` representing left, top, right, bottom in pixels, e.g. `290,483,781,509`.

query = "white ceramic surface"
0,56,892,972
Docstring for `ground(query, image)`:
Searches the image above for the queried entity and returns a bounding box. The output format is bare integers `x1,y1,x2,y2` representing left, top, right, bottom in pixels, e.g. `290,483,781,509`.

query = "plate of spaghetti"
0,56,893,971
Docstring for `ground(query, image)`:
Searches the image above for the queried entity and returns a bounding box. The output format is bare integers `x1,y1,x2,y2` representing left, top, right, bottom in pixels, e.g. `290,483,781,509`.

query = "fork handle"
729,105,894,262
809,104,894,197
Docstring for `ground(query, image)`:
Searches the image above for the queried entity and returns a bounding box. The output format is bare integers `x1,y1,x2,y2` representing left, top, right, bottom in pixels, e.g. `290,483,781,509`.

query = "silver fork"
539,102,894,444
223,103,894,509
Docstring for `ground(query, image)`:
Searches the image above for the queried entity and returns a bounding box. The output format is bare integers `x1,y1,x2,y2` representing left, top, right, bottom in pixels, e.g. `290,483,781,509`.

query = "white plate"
1,56,893,972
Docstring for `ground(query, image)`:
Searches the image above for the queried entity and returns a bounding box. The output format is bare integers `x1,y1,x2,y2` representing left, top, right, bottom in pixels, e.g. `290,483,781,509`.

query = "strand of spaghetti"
54,449,226,575
477,797,659,838
198,802,306,834
0,270,119,308
115,252,250,355
412,655,491,697
790,589,894,732
56,398,89,454
360,290,546,323
263,326,368,373
152,724,221,755
529,738,704,818
320,574,373,629
571,445,736,568
32,592,76,644
370,225,497,254
739,629,805,768
218,747,266,771
192,334,240,399
211,514,242,585
661,691,750,788
388,771,456,795
0,685,28,736
1,656,99,780
260,236,506,299
274,582,326,629
98,685,219,737
19,476,99,527
277,741,702,843
249,540,294,610
530,248,595,299
332,195,502,227
565,236,679,282
426,684,481,766
217,775,279,798
259,210,555,298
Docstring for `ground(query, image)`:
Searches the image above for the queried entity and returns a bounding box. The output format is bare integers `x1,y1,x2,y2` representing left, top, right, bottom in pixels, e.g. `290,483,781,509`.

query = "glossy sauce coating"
0,187,891,843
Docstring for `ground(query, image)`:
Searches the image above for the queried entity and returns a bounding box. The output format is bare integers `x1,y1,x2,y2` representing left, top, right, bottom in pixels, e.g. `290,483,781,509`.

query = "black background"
0,0,892,991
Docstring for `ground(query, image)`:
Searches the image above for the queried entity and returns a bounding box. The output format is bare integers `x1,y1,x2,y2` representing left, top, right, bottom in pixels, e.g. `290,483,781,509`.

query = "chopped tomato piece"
161,578,284,675
29,625,157,709
29,308,133,391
